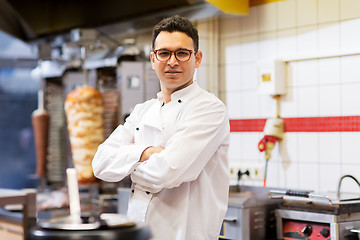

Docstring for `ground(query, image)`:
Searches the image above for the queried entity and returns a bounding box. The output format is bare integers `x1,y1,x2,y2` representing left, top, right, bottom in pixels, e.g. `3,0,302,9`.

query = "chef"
92,15,230,240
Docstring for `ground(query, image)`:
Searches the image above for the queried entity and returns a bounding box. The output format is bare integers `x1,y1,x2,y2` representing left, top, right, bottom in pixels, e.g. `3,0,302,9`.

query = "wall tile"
319,132,341,164
242,90,260,118
340,19,360,51
318,58,340,85
318,0,340,23
241,63,258,90
280,87,298,117
296,0,318,27
226,91,242,119
219,16,242,38
196,65,208,90
220,37,242,65
341,132,360,164
259,32,278,60
341,83,360,115
277,0,297,30
298,132,319,163
340,0,360,20
340,55,360,84
240,34,259,63
297,25,318,55
319,163,341,192
219,65,226,94
277,29,297,58
270,142,282,161
317,22,340,52
319,85,341,116
259,94,275,118
240,6,259,35
228,133,243,161
258,2,278,32
266,160,280,187
296,60,319,87
298,162,319,191
286,61,298,88
298,86,319,117
280,133,299,163
242,132,263,160
197,19,210,38
225,65,242,91
199,37,209,65
278,160,299,189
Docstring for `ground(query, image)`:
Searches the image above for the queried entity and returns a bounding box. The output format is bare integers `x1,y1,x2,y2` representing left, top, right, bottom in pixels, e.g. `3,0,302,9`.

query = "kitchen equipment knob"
320,228,330,238
302,225,312,237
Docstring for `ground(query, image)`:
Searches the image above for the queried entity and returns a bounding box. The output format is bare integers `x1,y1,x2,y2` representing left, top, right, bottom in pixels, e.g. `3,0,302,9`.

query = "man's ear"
150,52,155,69
195,50,203,68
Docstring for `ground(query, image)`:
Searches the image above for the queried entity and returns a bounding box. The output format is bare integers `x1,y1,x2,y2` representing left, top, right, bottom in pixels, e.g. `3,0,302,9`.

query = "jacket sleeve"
92,104,149,182
130,98,230,193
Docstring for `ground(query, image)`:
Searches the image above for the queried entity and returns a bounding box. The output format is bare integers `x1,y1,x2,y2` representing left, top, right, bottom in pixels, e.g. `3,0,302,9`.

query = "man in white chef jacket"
92,15,230,240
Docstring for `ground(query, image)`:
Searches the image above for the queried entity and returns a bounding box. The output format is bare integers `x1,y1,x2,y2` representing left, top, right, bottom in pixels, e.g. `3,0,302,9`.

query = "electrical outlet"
229,166,239,185
245,164,265,181
229,163,265,184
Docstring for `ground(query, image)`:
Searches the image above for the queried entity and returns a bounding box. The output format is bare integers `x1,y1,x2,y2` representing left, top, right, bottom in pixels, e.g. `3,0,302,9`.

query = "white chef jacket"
92,82,230,240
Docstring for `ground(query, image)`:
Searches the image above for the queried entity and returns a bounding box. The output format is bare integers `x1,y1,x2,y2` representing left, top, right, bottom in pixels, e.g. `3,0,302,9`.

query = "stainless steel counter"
221,185,283,240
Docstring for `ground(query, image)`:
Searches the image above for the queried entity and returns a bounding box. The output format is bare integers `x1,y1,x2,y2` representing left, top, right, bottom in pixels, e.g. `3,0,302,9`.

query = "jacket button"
146,191,150,194
131,189,134,193
136,127,139,130
178,99,182,103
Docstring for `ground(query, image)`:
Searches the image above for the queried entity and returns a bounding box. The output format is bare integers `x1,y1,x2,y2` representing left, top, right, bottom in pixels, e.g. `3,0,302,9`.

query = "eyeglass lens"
156,50,192,62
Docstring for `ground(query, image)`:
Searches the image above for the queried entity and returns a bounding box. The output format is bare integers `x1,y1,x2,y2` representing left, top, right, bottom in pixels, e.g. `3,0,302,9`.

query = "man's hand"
139,146,164,162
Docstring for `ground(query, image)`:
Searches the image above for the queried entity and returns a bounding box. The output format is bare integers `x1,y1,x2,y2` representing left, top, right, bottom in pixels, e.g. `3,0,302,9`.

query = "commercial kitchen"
1,0,360,239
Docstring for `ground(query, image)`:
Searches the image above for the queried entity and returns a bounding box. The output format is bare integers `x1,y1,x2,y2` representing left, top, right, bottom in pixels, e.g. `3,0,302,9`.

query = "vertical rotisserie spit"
32,90,50,179
64,85,104,184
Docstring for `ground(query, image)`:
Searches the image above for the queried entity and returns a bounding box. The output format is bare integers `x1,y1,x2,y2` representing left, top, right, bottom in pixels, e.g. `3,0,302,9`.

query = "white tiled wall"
197,0,360,193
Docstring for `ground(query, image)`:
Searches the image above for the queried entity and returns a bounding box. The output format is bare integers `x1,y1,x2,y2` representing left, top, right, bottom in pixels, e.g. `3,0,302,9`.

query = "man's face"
150,31,202,94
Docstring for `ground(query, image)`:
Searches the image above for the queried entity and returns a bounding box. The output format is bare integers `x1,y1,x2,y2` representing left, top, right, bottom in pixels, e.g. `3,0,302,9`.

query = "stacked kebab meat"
32,90,50,180
65,85,105,184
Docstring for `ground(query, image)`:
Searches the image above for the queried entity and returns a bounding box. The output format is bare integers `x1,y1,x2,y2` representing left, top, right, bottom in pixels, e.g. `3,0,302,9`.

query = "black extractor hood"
0,0,221,43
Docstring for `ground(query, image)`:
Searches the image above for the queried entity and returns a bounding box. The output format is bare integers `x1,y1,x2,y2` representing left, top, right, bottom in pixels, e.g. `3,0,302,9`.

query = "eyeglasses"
153,49,196,62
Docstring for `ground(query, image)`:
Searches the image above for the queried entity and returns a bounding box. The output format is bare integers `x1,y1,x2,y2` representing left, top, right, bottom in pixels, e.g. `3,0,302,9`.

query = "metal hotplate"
270,190,360,215
228,185,283,209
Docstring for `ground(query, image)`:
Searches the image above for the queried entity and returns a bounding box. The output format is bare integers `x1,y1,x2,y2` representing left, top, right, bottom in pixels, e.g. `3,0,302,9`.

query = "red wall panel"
229,116,360,132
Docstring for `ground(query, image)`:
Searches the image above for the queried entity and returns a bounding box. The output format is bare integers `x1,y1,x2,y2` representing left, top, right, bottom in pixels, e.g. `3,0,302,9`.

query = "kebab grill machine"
31,29,159,188
29,168,152,240
270,175,360,240
29,29,159,239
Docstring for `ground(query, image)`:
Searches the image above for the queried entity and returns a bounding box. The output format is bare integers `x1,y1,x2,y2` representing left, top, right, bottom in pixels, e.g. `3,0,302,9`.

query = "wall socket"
229,163,265,185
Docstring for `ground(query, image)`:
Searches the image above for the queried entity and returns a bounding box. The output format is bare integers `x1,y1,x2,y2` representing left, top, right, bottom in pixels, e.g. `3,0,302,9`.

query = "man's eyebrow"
156,48,190,51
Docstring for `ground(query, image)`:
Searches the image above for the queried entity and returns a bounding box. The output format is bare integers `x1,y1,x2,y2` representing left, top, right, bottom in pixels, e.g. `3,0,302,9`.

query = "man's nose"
167,53,179,66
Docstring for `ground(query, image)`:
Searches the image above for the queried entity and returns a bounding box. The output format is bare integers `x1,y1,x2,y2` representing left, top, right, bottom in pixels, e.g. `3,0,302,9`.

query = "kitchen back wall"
196,0,360,193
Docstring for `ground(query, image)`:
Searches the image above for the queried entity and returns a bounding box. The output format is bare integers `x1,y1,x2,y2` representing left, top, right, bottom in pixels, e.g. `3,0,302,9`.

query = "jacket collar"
156,81,199,105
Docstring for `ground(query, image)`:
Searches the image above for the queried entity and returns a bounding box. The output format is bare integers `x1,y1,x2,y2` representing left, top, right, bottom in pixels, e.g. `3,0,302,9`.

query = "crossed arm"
139,146,164,162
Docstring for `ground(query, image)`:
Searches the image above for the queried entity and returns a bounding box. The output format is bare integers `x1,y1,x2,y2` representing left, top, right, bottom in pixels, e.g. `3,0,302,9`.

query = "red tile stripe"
229,116,360,132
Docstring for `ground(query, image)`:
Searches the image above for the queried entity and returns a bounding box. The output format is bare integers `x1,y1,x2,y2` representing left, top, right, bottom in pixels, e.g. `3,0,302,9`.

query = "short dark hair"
152,15,199,52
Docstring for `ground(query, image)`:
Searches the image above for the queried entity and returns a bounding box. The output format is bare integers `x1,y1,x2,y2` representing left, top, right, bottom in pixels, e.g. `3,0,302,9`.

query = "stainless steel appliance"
271,190,360,240
30,169,151,240
220,186,283,240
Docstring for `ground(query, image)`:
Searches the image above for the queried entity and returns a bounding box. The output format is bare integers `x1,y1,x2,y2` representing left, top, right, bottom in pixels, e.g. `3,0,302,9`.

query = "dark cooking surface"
278,191,360,215
29,223,152,240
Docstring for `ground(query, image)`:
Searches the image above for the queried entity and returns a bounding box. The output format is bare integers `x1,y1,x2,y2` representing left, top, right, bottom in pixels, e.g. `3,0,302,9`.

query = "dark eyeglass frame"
153,49,197,62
